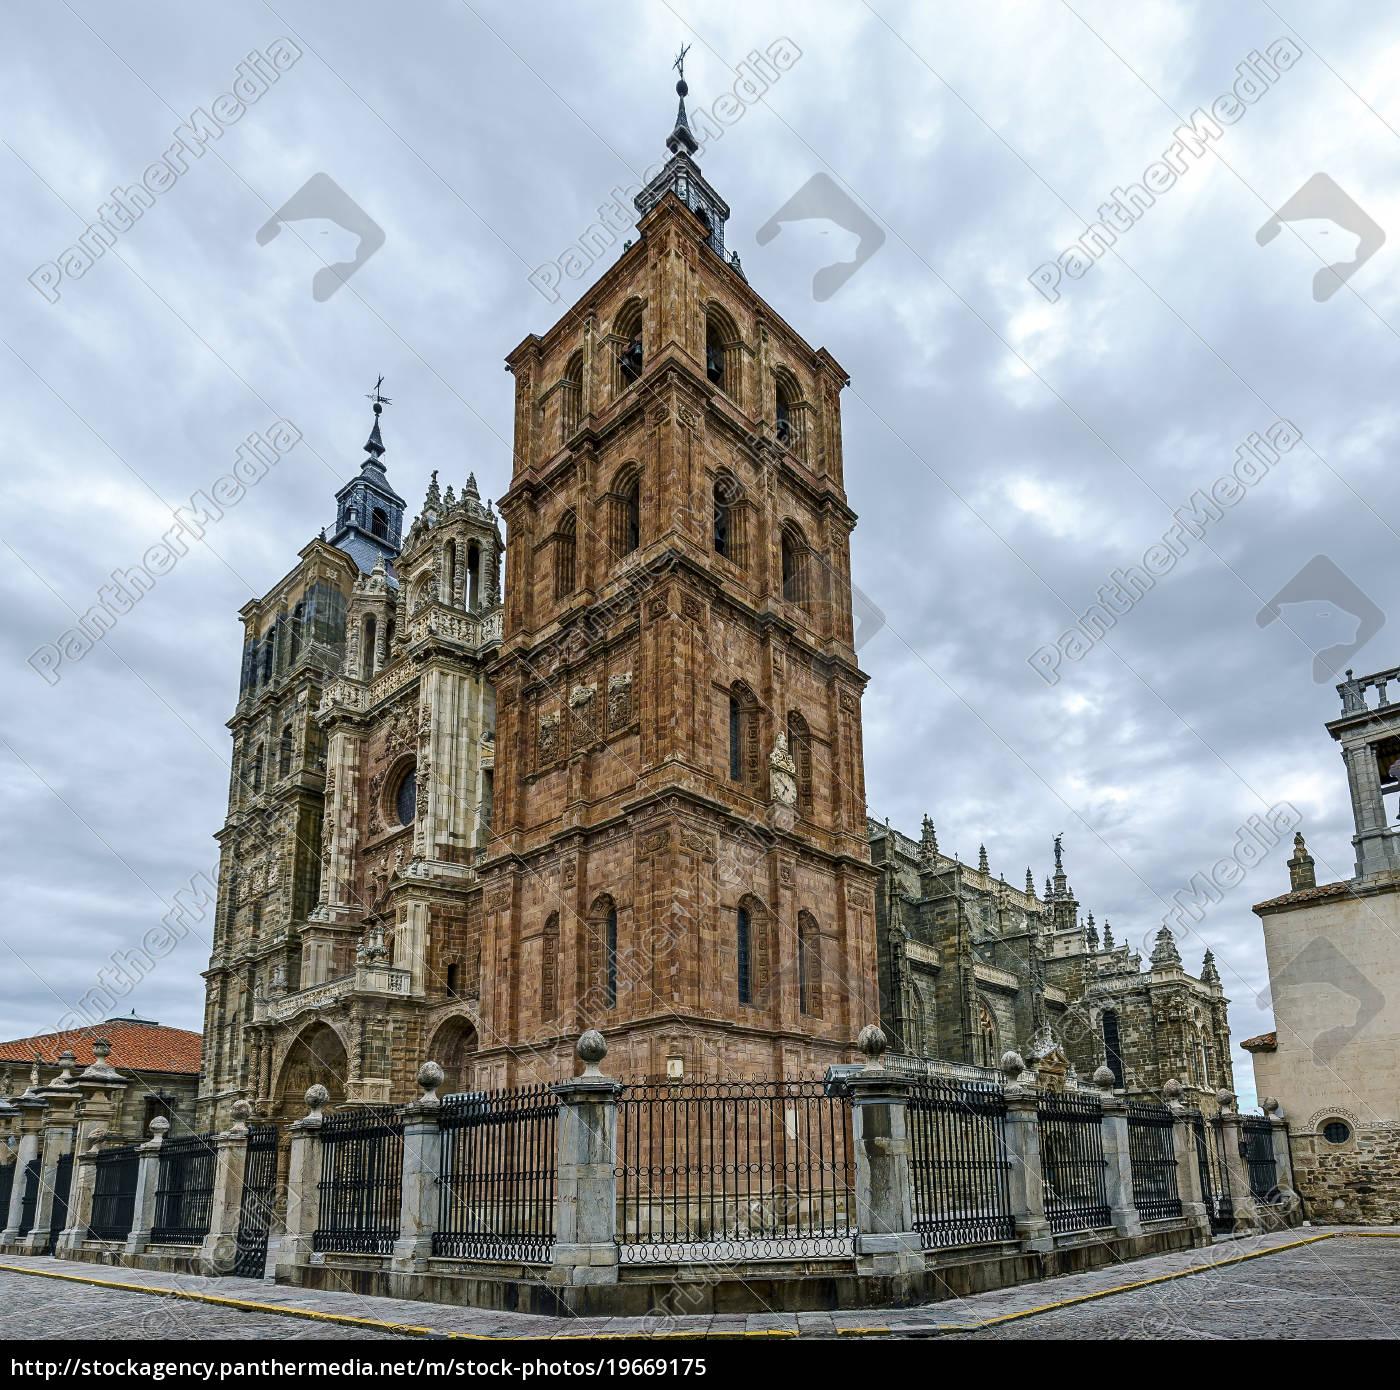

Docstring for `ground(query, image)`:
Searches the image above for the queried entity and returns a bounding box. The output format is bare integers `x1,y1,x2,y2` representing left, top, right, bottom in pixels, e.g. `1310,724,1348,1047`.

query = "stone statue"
769,733,797,808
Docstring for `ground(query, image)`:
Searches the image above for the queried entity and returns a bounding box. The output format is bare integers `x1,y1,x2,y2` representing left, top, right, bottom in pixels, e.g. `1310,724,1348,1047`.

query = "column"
392,1063,444,1271
1217,1094,1259,1233
1095,1070,1143,1239
199,1101,252,1274
548,1032,621,1287
2,1097,47,1244
23,1086,81,1254
274,1085,327,1281
1000,1052,1052,1252
55,1057,127,1258
124,1117,170,1257
1164,1080,1212,1245
847,1039,922,1276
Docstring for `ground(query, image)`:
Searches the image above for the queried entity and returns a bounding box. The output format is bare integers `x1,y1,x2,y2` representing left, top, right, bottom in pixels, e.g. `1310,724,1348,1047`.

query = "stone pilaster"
1216,1093,1259,1233
23,1079,82,1254
548,1032,621,1287
1000,1052,1052,1252
124,1117,170,1257
275,1085,327,1280
199,1101,252,1273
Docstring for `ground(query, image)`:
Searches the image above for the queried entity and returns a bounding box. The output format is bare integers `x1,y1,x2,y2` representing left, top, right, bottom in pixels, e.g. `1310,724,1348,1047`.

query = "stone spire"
1200,948,1221,986
1102,919,1115,949
666,46,699,157
464,471,480,501
1085,911,1099,949
1150,924,1182,968
330,378,406,571
1025,867,1035,895
919,815,937,863
978,844,989,874
1287,831,1317,892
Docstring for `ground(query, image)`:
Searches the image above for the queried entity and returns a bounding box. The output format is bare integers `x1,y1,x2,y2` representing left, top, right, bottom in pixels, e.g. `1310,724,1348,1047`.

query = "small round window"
1322,1120,1351,1145
395,767,417,826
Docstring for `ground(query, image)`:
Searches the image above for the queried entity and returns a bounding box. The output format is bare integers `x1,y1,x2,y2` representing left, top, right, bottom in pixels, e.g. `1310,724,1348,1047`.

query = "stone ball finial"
1261,1097,1280,1116
1093,1065,1116,1091
417,1060,445,1102
92,1038,111,1060
856,1024,888,1069
230,1099,252,1123
1216,1088,1237,1114
148,1115,170,1138
577,1030,608,1077
1000,1050,1026,1081
1162,1078,1183,1102
86,1124,109,1153
305,1084,330,1116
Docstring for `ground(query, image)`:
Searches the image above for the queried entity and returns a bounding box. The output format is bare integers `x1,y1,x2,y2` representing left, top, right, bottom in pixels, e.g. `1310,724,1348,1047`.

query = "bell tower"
476,64,880,1082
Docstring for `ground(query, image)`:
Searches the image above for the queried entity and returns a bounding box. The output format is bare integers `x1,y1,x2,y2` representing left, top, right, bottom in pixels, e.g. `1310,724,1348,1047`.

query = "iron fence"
1241,1117,1280,1203
313,1107,404,1255
1036,1089,1111,1234
1125,1100,1183,1221
907,1077,1016,1249
434,1085,558,1263
152,1133,218,1244
16,1159,39,1238
1190,1110,1233,1233
0,1163,11,1223
233,1124,281,1278
615,1078,855,1262
45,1152,73,1254
88,1144,141,1242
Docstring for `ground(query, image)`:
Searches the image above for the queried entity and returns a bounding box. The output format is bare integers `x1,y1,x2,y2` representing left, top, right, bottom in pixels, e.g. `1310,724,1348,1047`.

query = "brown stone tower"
474,74,880,1084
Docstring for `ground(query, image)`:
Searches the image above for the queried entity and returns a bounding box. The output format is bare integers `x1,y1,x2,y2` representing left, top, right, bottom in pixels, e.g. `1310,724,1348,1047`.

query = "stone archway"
274,1020,349,1118
426,1014,479,1096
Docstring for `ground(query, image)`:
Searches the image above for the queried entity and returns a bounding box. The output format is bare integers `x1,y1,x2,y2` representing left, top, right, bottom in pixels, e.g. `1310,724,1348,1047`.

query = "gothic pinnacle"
1026,867,1035,895
978,844,989,874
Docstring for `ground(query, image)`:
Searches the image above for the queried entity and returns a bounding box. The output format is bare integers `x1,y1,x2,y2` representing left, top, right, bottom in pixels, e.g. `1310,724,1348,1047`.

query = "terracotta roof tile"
1240,1031,1277,1051
1253,880,1352,912
0,1022,201,1075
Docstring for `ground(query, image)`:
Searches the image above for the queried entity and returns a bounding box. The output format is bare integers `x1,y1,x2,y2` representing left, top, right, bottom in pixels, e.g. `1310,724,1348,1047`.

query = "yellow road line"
1,1230,1395,1340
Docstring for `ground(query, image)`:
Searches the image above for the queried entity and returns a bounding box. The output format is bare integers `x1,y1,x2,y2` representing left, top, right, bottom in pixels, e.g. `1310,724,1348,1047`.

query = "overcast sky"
4,0,1398,1111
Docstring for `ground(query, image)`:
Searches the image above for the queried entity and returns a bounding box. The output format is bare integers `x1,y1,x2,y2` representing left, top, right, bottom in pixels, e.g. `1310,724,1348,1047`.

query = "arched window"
396,766,417,826
713,472,744,563
371,507,389,539
540,913,560,1019
277,724,293,780
780,525,809,607
261,638,274,685
775,371,800,449
798,911,822,1017
561,350,583,440
251,744,264,796
728,682,756,786
975,1000,998,1068
705,305,737,394
361,614,377,681
737,905,752,1006
614,300,643,391
787,711,813,816
606,906,618,1008
443,540,457,607
554,511,576,598
467,542,481,611
906,985,925,1055
587,895,619,1010
610,468,641,558
1102,1008,1124,1087
289,601,303,663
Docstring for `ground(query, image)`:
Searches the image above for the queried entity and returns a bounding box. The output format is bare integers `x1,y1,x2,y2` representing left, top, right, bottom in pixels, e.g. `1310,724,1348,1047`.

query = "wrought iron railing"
16,1159,39,1237
433,1085,558,1263
313,1107,404,1255
1241,1117,1280,1202
151,1133,218,1244
46,1153,73,1253
88,1144,141,1241
1036,1090,1110,1234
1190,1110,1233,1233
1126,1100,1183,1221
233,1124,281,1278
0,1163,12,1224
615,1078,855,1262
907,1077,1016,1249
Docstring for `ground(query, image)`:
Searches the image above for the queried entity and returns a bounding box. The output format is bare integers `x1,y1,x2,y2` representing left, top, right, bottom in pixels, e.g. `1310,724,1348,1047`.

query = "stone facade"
871,819,1233,1107
198,91,879,1123
1249,662,1400,1224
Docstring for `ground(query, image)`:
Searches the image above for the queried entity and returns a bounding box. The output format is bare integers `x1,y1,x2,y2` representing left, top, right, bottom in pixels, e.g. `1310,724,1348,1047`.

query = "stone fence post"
1,1095,47,1245
847,1026,921,1276
124,1116,170,1257
1163,1080,1212,1245
1000,1051,1052,1252
199,1101,252,1274
548,1031,621,1288
1261,1098,1298,1212
58,1042,130,1259
24,1077,81,1254
1095,1068,1143,1239
393,1063,445,1273
275,1085,328,1281
1216,1091,1259,1233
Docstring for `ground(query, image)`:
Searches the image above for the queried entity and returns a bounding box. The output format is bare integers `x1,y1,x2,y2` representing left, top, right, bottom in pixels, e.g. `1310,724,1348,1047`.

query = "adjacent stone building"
1249,662,1400,1223
871,818,1233,1108
197,78,879,1124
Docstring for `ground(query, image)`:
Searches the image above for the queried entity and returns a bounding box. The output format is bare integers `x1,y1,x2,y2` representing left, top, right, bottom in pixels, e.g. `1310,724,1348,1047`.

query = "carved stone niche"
607,672,633,732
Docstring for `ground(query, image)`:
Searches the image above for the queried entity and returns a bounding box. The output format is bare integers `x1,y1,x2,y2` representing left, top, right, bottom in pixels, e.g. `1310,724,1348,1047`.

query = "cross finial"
366,374,392,414
673,42,691,84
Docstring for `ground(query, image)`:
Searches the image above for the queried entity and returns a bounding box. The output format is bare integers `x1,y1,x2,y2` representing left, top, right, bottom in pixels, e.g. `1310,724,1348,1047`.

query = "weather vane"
673,43,691,84
367,374,392,410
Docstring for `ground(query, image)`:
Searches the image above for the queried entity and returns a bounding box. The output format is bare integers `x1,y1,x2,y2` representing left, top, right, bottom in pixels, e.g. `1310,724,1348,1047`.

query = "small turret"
1287,831,1317,892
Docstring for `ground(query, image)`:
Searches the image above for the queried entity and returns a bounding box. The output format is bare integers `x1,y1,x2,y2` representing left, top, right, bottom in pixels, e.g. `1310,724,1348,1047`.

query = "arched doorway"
427,1015,479,1095
274,1020,348,1119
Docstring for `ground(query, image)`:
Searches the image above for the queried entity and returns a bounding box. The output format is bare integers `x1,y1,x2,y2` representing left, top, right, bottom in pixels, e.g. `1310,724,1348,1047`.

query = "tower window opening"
729,694,742,782
467,542,481,611
371,507,389,540
1102,1008,1124,1087
737,906,752,1005
362,614,377,681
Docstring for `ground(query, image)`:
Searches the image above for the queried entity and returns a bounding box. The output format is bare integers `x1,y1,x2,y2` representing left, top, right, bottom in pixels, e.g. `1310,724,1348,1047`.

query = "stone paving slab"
0,1228,1394,1341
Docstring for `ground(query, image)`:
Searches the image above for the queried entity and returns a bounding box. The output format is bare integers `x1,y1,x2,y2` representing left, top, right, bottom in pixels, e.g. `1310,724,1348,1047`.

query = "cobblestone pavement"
0,1229,1395,1340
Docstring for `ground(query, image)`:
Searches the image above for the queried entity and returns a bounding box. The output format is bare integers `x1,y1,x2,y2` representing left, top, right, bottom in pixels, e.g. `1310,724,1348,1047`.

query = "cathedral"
870,817,1234,1107
197,74,882,1125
